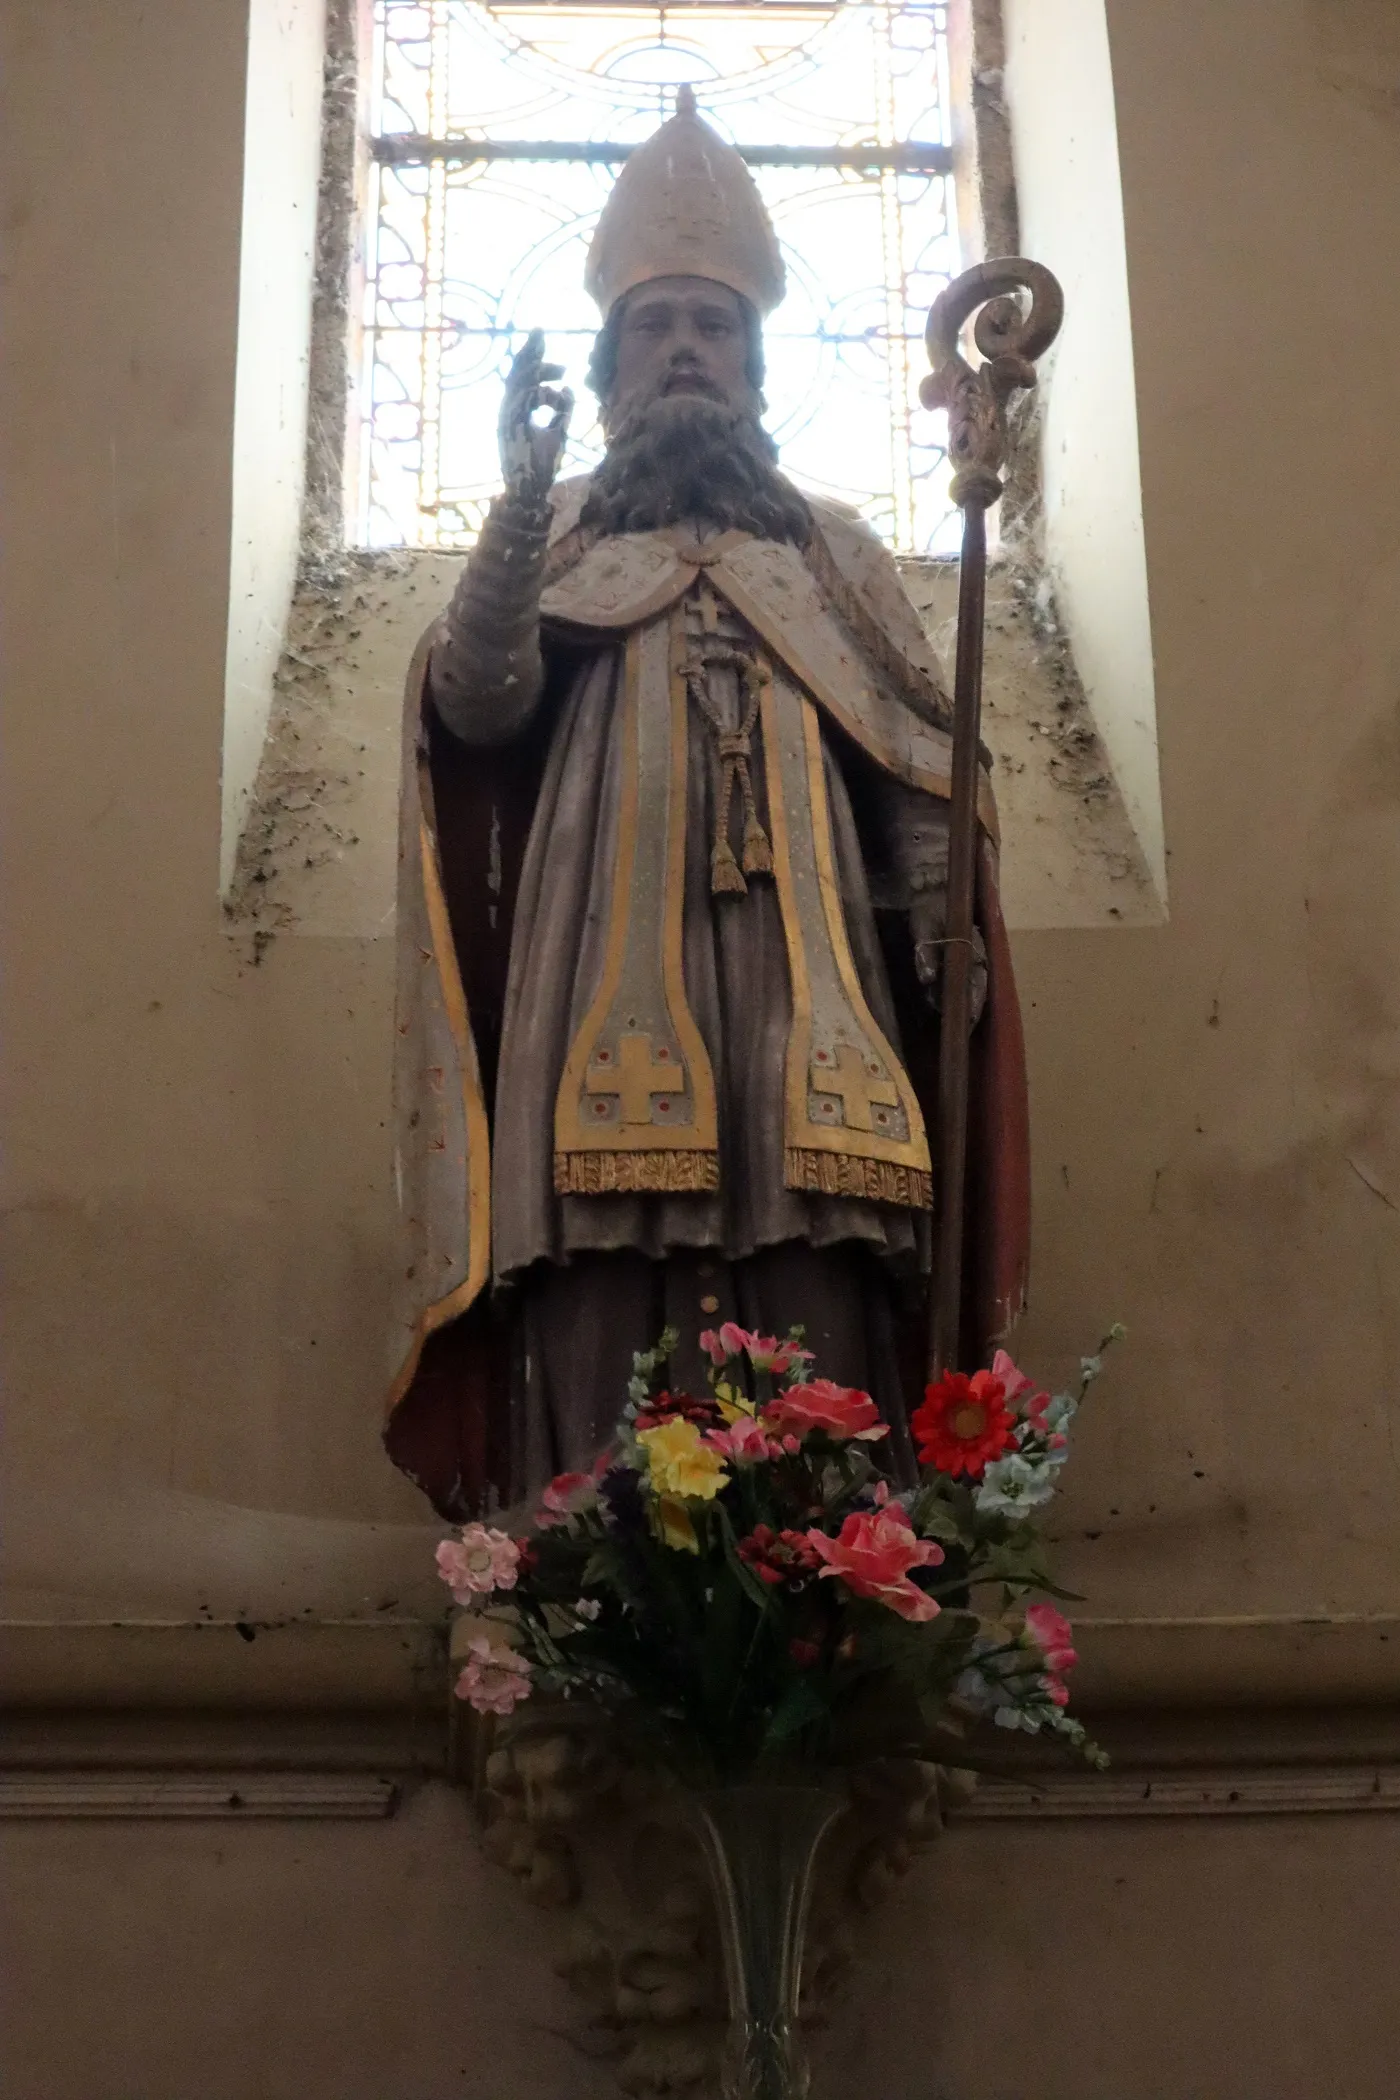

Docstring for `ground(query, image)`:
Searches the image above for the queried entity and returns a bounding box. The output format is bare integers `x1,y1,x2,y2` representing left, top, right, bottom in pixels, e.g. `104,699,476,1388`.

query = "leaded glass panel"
358,0,962,553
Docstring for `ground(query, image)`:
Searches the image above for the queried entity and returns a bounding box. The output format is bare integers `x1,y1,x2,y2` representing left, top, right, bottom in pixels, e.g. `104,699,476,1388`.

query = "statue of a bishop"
386,90,1029,1517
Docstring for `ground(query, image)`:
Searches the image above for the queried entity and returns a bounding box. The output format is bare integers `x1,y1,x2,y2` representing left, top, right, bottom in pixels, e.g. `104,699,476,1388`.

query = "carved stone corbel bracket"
461,1700,974,2099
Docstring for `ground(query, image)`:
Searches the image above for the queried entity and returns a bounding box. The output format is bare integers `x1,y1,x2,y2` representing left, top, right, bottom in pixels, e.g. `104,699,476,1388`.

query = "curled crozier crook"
919,258,1064,507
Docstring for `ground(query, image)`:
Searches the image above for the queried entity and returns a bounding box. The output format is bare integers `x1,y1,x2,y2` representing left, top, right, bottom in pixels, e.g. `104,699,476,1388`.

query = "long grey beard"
580,394,812,544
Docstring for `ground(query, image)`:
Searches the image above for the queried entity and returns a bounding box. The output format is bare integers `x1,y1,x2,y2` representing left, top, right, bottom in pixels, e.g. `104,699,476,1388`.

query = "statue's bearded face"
582,275,811,544
609,277,754,416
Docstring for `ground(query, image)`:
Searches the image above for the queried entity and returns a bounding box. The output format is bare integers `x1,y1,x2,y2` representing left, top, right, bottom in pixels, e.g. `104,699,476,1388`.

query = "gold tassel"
741,809,773,877
711,832,748,895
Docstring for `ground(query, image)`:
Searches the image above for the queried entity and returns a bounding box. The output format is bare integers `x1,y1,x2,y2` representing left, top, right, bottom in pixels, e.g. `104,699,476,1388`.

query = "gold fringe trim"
555,1150,721,1195
784,1147,933,1211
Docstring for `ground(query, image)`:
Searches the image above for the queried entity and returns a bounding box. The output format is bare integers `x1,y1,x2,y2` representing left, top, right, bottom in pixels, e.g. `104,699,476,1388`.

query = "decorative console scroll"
468,1708,971,2097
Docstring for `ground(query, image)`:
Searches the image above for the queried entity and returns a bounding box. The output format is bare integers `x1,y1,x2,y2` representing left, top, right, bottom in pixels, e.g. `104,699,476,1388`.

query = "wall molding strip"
0,1772,401,1820
958,1763,1400,1819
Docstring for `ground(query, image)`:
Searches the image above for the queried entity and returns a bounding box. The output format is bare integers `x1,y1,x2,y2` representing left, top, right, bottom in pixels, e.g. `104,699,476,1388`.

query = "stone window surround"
222,0,1166,946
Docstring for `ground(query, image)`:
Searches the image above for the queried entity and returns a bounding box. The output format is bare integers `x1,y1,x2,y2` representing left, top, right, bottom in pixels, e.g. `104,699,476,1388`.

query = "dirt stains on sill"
224,550,416,960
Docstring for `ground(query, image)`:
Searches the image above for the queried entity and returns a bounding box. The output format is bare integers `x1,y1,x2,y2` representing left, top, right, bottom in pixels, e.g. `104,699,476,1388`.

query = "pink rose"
453,1635,532,1716
806,1508,943,1622
763,1379,889,1444
436,1524,521,1602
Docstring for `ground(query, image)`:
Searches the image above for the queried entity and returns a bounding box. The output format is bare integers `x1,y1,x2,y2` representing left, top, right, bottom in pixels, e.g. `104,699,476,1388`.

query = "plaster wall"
1,0,435,1639
1010,0,1400,1630
221,0,327,889
6,1778,1400,2100
3,0,1400,2092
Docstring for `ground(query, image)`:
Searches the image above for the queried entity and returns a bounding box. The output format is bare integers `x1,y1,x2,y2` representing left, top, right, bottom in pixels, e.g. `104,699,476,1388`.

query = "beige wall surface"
6,1780,1400,2100
3,0,1400,2093
2,0,439,1636
1014,0,1400,1632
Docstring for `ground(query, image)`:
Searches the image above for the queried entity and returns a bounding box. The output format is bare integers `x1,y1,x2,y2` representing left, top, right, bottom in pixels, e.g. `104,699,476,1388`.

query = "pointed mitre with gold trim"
584,85,786,317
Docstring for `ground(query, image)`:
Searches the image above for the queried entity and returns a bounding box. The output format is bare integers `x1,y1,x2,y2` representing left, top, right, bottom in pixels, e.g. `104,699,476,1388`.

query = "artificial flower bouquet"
437,1324,1119,1779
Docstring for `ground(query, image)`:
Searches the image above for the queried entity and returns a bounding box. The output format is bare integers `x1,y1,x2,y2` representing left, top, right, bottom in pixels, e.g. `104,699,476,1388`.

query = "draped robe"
384,478,1029,1519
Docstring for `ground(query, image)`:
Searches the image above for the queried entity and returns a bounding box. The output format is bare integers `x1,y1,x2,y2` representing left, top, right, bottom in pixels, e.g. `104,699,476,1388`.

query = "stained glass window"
358,0,963,553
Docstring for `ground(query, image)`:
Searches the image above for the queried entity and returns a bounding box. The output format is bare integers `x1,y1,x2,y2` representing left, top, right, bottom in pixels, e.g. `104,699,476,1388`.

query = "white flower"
993,1703,1041,1732
974,1452,1057,1517
574,1597,602,1622
954,1664,1001,1713
957,1650,1049,1733
1041,1392,1078,1434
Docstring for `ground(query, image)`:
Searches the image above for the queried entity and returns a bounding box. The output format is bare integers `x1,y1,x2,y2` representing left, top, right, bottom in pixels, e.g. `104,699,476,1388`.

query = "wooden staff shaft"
929,499,988,1381
920,257,1062,1388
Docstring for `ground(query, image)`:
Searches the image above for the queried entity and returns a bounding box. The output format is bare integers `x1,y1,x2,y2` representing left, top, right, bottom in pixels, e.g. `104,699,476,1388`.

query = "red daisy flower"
911,1369,1015,1479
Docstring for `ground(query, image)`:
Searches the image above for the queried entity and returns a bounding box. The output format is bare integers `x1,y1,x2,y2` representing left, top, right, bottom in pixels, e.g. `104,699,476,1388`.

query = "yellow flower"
714,1381,757,1426
654,1495,700,1553
637,1418,728,1501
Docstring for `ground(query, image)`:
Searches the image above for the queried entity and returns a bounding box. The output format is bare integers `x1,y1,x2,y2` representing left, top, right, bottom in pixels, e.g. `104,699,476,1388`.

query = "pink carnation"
807,1507,943,1622
749,1333,813,1374
763,1379,889,1444
705,1415,782,1463
435,1524,521,1602
453,1635,532,1716
534,1467,600,1528
1024,1603,1078,1705
1024,1603,1077,1675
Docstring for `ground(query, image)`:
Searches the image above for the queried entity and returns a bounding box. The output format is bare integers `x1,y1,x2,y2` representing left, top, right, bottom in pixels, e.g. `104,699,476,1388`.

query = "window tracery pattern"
359,0,961,552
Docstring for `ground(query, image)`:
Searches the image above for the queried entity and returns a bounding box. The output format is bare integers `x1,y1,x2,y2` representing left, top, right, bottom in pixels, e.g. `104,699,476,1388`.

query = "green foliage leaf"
913,1500,965,1545
763,1676,830,1744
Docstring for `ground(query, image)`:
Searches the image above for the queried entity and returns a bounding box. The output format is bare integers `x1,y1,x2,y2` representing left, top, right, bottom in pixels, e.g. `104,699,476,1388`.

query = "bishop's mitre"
584,84,787,318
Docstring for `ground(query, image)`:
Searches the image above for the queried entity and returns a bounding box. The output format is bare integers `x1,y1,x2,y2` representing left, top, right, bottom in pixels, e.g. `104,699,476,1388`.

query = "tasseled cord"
684,642,773,896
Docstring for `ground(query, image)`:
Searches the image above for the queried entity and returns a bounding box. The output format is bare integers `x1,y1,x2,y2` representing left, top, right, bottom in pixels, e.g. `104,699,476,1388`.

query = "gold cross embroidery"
810,1043,899,1133
586,1033,683,1127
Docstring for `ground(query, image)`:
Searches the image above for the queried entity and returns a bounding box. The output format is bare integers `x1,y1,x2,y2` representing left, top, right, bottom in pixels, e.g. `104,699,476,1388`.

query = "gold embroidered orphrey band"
762,665,931,1209
554,620,720,1194
553,603,932,1209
